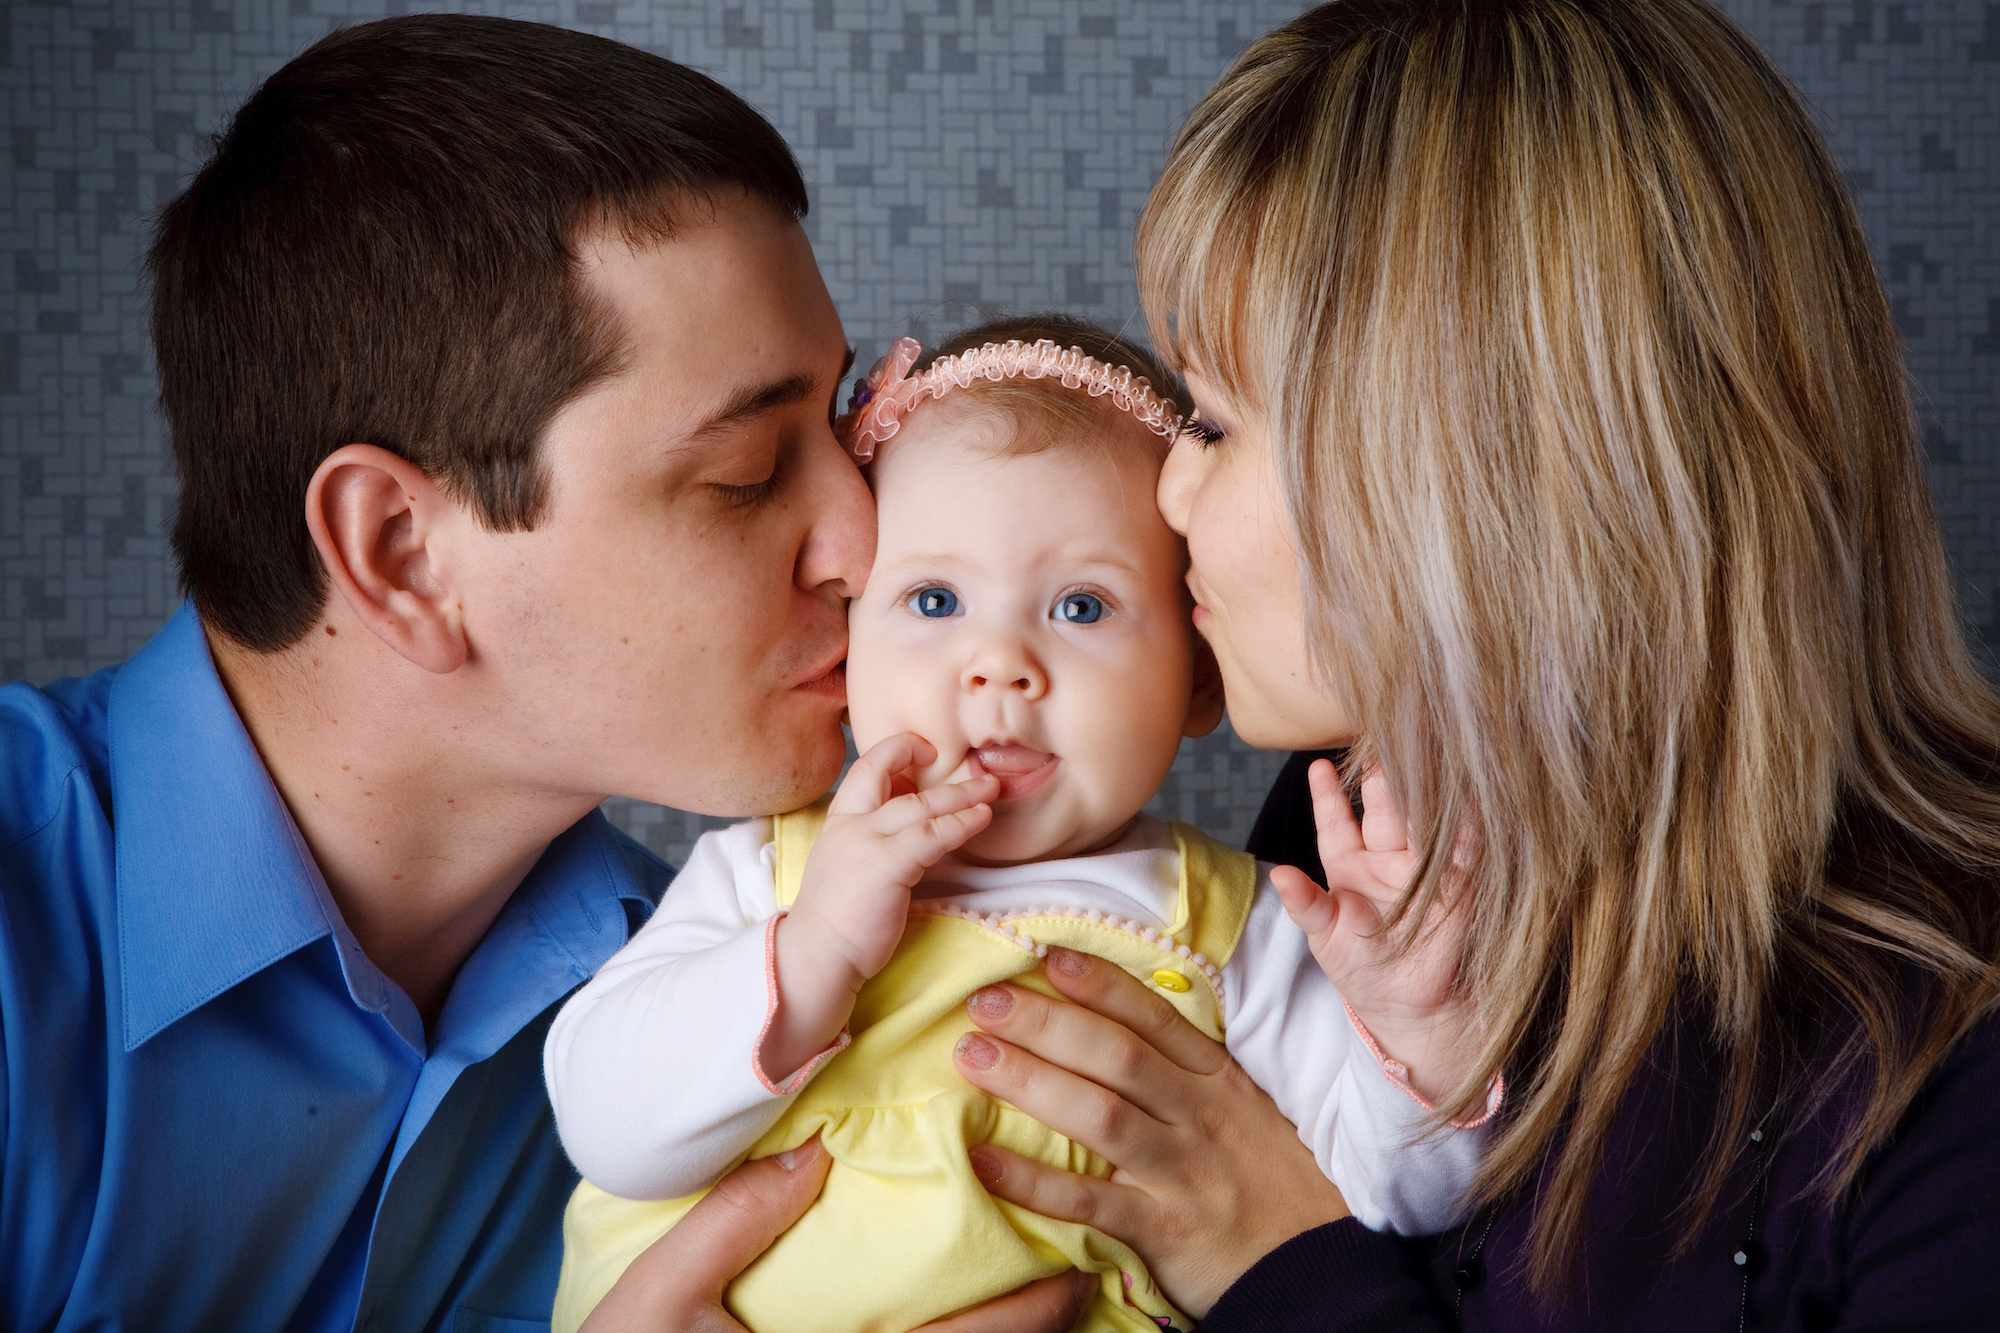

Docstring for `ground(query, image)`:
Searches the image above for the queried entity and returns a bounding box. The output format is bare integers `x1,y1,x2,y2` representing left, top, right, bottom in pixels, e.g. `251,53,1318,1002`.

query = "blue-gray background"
5,1,1996,863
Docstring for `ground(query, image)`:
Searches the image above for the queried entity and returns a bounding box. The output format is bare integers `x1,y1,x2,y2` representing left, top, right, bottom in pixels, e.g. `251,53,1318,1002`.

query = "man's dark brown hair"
148,15,809,651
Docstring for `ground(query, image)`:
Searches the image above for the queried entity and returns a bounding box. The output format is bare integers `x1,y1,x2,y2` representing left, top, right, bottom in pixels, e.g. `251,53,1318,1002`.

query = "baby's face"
846,405,1205,867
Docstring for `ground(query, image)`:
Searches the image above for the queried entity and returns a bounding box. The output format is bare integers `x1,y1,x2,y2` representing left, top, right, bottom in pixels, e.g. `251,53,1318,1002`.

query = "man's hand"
579,1139,834,1333
762,733,998,1083
581,1137,1093,1333
1268,759,1478,1101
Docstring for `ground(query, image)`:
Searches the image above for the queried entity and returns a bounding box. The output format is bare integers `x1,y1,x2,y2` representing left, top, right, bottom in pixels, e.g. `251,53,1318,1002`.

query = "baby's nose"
961,638,1047,700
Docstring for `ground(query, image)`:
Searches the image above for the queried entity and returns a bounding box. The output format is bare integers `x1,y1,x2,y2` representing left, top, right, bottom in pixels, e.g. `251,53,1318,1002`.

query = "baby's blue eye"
910,587,961,618
1053,593,1104,624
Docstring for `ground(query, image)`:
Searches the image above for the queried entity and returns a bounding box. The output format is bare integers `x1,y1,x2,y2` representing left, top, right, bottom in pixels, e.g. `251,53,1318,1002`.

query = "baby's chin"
948,809,1141,869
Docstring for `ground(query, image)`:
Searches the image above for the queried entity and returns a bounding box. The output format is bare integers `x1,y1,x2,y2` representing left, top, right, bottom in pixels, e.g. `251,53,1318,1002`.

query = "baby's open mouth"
965,744,1060,802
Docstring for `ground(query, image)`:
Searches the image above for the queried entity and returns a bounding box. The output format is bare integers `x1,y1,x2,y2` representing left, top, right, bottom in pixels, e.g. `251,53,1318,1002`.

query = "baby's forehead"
887,384,1172,477
869,405,1186,581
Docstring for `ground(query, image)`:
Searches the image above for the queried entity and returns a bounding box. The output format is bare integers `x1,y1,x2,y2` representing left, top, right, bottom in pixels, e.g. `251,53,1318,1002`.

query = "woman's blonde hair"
1139,0,2000,1291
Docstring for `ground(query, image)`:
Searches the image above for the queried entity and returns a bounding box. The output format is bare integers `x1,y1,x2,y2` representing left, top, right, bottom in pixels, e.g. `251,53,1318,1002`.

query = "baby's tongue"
972,744,1053,776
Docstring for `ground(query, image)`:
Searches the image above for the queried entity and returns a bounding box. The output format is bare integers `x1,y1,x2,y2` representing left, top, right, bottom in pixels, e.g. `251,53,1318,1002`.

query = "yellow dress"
552,798,1256,1333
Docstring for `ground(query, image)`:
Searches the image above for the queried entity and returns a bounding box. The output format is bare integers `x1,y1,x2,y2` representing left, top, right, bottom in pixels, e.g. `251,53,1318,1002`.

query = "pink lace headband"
834,336,1184,462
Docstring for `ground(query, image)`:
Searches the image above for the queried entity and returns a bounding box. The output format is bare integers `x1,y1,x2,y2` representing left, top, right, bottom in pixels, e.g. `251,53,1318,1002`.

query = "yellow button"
1151,969,1191,993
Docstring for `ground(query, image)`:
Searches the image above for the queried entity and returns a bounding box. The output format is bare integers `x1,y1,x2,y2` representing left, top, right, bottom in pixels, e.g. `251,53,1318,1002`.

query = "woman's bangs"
1137,134,1271,411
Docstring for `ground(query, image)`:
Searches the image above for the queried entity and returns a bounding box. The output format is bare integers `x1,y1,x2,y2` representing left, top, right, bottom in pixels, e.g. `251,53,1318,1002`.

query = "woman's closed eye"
1180,411,1226,449
908,586,963,618
1052,592,1105,624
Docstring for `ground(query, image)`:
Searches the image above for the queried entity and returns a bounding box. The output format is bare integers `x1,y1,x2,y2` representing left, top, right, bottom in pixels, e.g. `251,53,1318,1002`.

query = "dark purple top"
1215,754,2000,1331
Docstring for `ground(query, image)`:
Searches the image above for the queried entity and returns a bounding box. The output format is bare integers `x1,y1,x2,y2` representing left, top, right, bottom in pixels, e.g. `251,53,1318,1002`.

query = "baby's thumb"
1271,864,1338,946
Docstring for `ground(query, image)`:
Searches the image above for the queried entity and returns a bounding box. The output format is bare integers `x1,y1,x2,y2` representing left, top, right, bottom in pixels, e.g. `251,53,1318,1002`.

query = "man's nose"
960,633,1048,701
795,433,878,600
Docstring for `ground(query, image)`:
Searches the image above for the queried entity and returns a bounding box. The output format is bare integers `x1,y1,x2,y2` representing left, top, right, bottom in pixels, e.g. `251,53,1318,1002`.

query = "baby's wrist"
772,912,866,1030
1345,998,1480,1104
759,914,863,1087
776,905,869,998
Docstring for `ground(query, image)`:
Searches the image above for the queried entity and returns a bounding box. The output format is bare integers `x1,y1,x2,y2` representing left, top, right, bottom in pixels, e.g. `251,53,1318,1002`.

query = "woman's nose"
1157,433,1201,537
960,635,1048,701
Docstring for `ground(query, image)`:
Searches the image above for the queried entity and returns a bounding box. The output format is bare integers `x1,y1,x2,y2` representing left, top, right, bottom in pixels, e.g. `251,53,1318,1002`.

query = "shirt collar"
111,603,339,1051
111,602,658,1053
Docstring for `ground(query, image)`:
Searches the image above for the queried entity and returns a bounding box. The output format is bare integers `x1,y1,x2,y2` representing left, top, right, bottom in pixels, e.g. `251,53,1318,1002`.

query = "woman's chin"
1223,704,1352,753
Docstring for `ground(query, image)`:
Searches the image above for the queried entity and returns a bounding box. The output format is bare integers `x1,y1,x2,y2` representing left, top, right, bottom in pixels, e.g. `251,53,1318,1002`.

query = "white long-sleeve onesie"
545,813,1493,1236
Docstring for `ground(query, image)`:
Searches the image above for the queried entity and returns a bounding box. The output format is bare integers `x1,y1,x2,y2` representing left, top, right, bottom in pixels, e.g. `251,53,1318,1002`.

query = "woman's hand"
1269,759,1478,1101
952,949,1349,1317
582,1137,1094,1332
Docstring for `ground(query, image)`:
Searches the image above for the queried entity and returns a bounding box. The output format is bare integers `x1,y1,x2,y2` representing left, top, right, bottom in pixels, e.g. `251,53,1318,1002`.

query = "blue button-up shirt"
0,603,668,1331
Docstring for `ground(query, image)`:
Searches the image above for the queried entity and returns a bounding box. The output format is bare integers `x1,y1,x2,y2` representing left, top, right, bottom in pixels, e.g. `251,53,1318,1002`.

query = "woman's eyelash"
1181,416,1226,447
715,476,779,507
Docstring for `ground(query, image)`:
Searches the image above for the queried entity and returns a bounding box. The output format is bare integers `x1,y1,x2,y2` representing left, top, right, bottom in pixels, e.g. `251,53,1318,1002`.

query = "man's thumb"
587,1137,832,1331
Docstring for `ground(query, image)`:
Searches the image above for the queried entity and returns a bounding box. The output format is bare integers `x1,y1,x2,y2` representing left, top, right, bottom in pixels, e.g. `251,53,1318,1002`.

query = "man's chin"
620,725,847,819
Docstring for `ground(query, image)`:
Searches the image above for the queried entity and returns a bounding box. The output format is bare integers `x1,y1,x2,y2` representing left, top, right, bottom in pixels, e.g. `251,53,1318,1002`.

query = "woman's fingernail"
967,985,1014,1019
775,1140,820,1170
1046,945,1088,977
955,1032,1000,1070
968,1147,1003,1183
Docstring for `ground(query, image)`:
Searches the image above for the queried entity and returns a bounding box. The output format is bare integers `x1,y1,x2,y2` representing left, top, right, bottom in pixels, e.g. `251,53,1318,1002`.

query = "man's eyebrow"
685,347,854,443
685,374,818,443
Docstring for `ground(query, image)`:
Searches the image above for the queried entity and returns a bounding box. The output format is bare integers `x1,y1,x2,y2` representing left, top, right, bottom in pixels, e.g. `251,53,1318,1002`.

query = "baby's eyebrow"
1063,551,1149,581
872,551,1153,587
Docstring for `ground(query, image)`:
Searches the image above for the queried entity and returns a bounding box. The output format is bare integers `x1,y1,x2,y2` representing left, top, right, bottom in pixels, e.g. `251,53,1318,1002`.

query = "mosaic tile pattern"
4,0,1995,865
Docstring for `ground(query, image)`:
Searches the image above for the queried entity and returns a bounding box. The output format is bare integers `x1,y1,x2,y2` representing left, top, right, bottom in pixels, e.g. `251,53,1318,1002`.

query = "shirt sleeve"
1832,1014,2000,1330
1221,871,1490,1236
1202,1221,1452,1332
543,819,845,1200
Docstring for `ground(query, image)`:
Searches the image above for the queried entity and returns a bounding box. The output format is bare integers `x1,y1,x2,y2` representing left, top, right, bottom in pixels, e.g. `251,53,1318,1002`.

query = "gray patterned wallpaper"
4,1,1996,864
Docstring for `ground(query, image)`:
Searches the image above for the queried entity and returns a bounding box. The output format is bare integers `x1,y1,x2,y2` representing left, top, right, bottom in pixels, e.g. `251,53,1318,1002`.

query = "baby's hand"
1269,759,1480,1104
763,735,998,1083
794,733,999,982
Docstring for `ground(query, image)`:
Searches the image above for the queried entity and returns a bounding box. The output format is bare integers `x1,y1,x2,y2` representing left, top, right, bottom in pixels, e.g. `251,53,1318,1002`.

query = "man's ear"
305,444,468,674
1183,635,1226,739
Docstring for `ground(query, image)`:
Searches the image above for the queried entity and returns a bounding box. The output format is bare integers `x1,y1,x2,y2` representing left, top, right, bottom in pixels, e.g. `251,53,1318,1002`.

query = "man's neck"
206,625,603,1025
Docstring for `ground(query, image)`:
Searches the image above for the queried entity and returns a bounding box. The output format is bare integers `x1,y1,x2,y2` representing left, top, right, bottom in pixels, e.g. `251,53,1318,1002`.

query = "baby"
544,316,1497,1333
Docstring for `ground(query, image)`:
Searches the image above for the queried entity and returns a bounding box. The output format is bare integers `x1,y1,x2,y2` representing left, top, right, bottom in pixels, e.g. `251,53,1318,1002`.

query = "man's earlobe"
1183,636,1226,739
306,444,468,674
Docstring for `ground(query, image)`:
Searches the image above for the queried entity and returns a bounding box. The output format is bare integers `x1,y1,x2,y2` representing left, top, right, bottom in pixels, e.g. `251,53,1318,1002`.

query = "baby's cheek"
1090,658,1192,789
840,631,903,750
845,650,966,783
